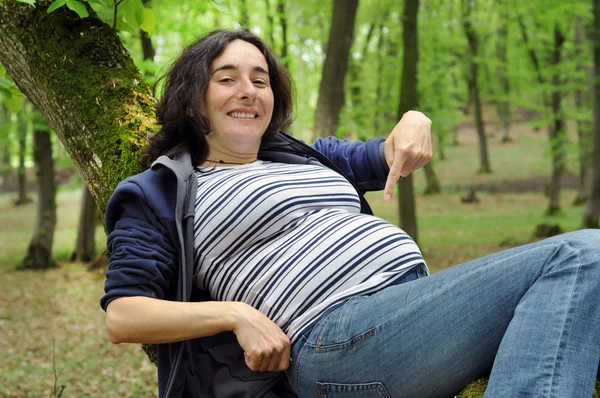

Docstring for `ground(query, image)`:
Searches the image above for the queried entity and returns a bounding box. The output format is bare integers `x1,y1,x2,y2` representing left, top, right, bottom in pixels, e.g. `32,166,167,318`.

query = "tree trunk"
20,127,56,269
239,0,250,29
574,19,593,206
495,16,511,143
14,106,32,205
374,21,387,133
463,0,492,174
582,0,600,228
140,30,155,62
349,22,375,109
546,25,565,216
0,1,154,214
397,0,420,243
277,0,288,70
423,162,441,195
72,183,97,262
0,104,15,189
264,0,275,48
312,0,359,139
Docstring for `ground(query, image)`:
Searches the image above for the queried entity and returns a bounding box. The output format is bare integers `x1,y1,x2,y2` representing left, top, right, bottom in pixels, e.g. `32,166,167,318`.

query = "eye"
253,79,268,86
219,77,234,83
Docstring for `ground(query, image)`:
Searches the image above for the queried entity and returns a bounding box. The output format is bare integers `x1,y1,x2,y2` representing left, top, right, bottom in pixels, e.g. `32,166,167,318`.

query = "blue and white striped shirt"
193,160,426,342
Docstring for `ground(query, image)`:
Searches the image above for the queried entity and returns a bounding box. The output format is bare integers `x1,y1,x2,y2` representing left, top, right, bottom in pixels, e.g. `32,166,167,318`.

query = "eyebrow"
212,64,269,75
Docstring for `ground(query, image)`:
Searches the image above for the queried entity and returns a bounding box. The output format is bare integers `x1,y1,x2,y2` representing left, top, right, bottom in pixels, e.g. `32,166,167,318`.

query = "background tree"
573,18,593,205
312,0,359,139
582,0,600,228
397,0,420,242
20,116,55,269
462,0,492,174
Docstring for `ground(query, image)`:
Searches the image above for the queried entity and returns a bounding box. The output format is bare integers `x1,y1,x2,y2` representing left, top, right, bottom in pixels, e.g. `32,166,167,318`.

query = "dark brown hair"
142,29,293,168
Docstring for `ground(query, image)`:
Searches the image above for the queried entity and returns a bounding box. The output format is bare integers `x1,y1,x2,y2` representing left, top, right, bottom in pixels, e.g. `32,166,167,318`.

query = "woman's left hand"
383,110,433,201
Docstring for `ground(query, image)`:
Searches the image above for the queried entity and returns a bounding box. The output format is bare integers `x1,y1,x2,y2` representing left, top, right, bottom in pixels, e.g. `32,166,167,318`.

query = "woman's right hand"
231,302,291,372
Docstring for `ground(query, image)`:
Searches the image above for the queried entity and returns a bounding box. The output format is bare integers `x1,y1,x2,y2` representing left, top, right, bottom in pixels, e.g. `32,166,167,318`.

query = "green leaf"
16,0,36,5
4,89,25,112
209,0,230,13
47,0,67,13
122,0,143,31
0,64,5,76
0,76,12,93
66,0,88,17
137,7,155,33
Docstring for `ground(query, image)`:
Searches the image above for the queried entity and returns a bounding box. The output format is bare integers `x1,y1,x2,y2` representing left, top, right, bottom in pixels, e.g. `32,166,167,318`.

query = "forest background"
0,0,599,396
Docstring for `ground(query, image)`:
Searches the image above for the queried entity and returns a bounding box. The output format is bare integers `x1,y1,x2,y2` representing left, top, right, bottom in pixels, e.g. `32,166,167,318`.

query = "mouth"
227,112,259,119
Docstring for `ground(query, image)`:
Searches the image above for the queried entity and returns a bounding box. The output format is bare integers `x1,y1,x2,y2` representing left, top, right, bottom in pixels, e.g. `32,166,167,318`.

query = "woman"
101,29,600,398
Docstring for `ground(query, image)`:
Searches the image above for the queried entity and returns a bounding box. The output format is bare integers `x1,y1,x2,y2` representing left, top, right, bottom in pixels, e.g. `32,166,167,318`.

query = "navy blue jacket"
101,133,389,397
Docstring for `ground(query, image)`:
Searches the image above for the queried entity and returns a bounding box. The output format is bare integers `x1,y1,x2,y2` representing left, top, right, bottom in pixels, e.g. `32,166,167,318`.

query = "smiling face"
203,39,275,159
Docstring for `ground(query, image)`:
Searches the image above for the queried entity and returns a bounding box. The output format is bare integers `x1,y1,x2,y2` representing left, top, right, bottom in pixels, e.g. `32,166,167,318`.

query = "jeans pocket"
316,382,391,398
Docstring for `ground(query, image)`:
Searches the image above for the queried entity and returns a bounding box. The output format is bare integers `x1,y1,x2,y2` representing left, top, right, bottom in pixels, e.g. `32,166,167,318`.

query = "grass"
0,120,596,396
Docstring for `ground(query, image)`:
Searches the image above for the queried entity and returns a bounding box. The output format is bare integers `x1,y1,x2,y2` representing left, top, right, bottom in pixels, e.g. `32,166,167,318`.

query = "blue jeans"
285,230,600,397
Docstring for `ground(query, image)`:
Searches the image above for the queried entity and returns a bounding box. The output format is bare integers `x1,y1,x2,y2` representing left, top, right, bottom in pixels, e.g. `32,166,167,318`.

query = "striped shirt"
193,160,426,342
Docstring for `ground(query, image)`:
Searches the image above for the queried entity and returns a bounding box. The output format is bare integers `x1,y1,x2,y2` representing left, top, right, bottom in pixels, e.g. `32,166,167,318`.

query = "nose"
238,77,257,101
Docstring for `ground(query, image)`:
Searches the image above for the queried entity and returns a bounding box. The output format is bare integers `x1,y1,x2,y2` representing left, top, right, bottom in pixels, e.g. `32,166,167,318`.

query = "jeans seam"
548,244,582,397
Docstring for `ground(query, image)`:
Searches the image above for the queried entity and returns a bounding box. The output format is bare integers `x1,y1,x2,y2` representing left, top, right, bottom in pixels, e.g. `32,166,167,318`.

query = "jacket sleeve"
100,180,177,311
310,136,390,191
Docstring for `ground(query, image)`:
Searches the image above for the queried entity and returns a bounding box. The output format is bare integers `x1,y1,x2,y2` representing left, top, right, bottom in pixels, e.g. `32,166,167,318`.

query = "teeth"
229,112,256,119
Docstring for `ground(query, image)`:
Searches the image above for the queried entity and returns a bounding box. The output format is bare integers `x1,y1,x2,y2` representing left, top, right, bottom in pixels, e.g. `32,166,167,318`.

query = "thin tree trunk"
582,0,600,228
397,0,420,242
140,30,154,62
423,162,441,195
312,0,359,139
20,127,56,269
264,0,275,48
496,15,511,143
374,21,387,133
14,107,32,205
517,14,567,216
546,24,565,216
574,19,593,206
239,0,249,28
72,183,97,262
463,0,491,174
277,0,288,70
349,22,375,108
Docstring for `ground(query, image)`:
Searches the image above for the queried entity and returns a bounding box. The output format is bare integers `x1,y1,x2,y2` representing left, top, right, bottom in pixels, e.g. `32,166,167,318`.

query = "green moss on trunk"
0,0,157,213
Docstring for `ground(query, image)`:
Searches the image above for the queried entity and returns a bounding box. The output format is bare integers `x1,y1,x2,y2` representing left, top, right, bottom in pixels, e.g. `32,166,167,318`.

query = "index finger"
384,150,407,201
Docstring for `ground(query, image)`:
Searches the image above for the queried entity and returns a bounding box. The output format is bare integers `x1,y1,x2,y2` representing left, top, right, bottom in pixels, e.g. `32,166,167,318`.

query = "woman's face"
204,39,275,150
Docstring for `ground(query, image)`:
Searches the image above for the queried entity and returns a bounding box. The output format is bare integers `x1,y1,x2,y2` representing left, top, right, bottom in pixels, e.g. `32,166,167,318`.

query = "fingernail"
384,194,391,201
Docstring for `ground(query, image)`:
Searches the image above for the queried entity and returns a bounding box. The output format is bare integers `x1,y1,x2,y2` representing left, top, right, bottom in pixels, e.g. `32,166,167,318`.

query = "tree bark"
264,0,275,48
276,0,288,70
20,127,56,269
0,1,154,214
546,25,565,216
312,0,359,139
462,0,491,174
239,0,250,29
397,0,420,243
14,108,32,205
423,162,441,195
517,15,567,216
495,14,511,143
0,104,15,189
374,21,387,133
582,0,600,228
574,19,593,206
72,183,97,262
